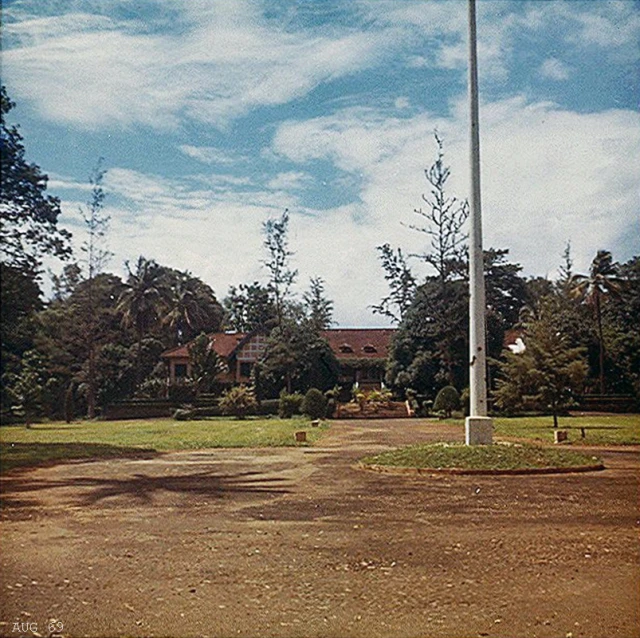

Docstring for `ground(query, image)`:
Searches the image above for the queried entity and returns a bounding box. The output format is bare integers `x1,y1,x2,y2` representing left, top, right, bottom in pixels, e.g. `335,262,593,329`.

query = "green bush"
168,382,196,404
254,399,280,416
279,391,304,419
301,388,327,420
433,386,461,418
219,385,257,420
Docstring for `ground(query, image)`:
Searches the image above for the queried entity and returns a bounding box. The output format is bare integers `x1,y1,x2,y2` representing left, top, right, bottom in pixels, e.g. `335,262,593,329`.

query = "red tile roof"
162,328,395,361
161,332,248,360
320,328,395,360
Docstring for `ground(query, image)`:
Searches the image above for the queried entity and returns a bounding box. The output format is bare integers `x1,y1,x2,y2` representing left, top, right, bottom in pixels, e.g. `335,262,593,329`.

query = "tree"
261,314,339,395
3,350,46,426
51,263,82,301
301,388,327,420
599,256,640,398
385,249,529,396
0,86,71,270
570,250,623,394
0,262,42,383
409,132,468,284
385,277,468,395
78,160,111,418
188,333,227,396
371,244,417,324
34,273,129,418
493,298,588,427
163,269,224,346
262,209,297,326
117,257,170,388
303,277,334,330
224,282,277,332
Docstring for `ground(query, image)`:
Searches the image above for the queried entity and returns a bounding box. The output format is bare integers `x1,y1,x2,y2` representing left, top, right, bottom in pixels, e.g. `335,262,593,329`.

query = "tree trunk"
286,369,292,394
595,292,605,394
87,339,96,419
135,327,143,390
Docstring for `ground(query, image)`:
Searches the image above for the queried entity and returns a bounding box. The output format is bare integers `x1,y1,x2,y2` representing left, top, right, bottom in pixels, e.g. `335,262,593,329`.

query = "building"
161,328,395,391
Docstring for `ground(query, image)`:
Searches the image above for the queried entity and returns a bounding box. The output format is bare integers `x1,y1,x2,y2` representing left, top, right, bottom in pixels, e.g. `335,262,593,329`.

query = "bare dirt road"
1,419,638,638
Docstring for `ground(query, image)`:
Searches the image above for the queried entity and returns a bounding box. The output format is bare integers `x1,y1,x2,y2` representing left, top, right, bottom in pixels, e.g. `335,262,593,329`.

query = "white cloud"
3,2,392,131
267,172,309,192
50,93,639,326
539,58,571,81
179,145,238,165
270,96,640,322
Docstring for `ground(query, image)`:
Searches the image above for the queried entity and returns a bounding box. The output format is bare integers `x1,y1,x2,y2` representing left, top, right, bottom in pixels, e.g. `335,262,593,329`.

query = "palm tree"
163,272,223,346
570,250,623,394
116,256,169,388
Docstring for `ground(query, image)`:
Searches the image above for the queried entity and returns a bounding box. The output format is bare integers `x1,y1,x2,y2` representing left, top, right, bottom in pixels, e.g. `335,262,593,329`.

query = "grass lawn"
0,417,328,472
361,442,603,473
492,414,640,446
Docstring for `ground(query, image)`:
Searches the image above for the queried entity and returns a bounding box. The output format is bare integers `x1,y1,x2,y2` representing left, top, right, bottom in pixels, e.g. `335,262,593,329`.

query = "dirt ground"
1,418,638,638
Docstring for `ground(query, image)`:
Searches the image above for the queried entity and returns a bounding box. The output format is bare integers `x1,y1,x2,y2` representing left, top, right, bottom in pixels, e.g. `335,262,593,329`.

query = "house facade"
161,328,395,391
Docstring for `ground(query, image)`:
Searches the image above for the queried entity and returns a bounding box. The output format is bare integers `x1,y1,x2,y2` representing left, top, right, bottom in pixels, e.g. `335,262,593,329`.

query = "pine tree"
494,298,588,427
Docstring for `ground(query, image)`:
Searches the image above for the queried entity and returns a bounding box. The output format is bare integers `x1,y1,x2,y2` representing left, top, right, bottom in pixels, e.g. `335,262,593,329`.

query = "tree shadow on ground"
0,441,159,473
1,458,292,512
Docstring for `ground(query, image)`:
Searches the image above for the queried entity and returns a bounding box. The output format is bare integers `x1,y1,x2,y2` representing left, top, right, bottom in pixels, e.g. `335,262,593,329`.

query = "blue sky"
3,0,639,326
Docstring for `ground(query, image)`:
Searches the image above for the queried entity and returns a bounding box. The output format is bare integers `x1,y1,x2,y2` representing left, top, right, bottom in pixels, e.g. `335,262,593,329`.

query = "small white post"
466,0,492,445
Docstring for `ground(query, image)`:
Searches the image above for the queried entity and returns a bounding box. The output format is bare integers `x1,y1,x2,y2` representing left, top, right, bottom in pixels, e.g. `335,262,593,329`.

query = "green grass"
0,417,328,472
492,414,640,446
362,442,603,472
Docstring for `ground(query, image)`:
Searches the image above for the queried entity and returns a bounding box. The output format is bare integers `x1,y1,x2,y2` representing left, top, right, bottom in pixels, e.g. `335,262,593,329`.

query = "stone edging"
357,461,606,476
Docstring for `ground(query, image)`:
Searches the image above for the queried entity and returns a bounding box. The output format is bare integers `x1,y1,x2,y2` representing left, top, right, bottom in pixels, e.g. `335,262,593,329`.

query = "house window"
239,362,252,378
174,363,188,378
339,344,354,353
363,344,377,353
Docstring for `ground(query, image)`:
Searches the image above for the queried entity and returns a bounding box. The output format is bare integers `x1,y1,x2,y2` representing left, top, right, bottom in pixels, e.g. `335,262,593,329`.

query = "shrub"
433,386,461,418
168,382,196,404
255,399,280,416
279,391,304,418
301,388,327,420
135,378,167,399
219,385,257,420
367,388,393,410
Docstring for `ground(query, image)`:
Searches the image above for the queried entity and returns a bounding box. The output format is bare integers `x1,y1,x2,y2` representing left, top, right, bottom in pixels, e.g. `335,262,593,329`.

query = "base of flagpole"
465,416,493,445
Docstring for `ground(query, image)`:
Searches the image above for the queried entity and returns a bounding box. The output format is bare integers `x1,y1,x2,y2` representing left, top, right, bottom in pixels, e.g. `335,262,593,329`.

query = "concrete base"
465,416,493,445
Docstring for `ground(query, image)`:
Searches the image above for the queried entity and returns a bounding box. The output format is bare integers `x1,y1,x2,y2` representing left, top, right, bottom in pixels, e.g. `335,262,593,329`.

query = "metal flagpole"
465,0,493,445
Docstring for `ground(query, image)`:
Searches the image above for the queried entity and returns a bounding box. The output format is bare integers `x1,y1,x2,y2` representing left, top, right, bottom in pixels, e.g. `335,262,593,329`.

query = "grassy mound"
361,442,603,474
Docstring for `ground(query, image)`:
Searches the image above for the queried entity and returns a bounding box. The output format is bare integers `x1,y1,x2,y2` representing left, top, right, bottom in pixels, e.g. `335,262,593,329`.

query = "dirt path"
1,419,638,638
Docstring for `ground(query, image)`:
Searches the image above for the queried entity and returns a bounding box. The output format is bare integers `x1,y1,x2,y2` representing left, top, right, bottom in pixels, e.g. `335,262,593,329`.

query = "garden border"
357,461,606,476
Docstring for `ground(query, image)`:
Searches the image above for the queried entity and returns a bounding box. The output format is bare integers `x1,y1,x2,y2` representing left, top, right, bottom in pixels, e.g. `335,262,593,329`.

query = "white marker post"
466,0,493,445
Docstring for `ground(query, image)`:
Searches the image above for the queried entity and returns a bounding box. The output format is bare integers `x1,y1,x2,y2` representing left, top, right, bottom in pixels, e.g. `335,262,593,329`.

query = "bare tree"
371,243,416,324
408,132,468,284
79,159,111,418
262,209,297,326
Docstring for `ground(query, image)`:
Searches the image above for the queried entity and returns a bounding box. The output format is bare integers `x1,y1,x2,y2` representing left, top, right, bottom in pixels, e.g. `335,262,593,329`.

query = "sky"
3,0,639,327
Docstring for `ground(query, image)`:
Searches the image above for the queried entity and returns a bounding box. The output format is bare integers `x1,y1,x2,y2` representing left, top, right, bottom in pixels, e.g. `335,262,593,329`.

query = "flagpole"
466,0,493,445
